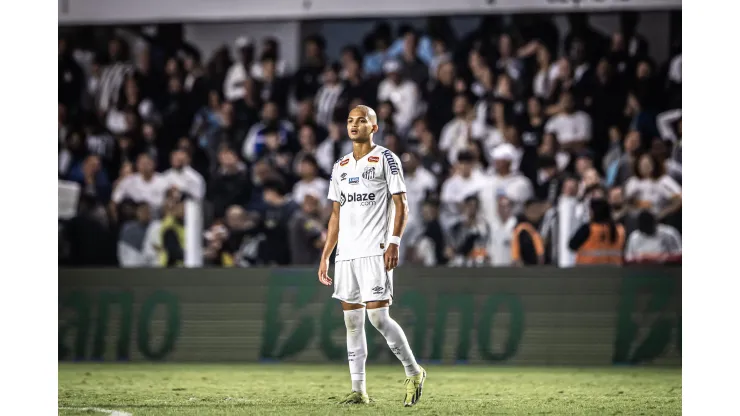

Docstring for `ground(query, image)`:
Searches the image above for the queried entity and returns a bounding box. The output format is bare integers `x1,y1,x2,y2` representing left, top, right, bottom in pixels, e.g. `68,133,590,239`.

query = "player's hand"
318,257,332,286
384,244,399,271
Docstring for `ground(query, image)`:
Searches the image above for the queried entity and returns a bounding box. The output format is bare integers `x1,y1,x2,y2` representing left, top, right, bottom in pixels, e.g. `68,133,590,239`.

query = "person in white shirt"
377,60,419,134
625,210,682,263
111,153,168,218
292,155,329,208
624,153,682,220
162,150,206,201
318,105,425,406
439,151,489,230
479,143,535,229
545,91,592,150
489,194,518,266
401,151,437,231
439,94,475,165
223,36,256,102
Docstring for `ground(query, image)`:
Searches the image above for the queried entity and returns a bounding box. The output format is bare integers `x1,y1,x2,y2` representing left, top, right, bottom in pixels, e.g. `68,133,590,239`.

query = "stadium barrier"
59,267,681,366
59,0,682,24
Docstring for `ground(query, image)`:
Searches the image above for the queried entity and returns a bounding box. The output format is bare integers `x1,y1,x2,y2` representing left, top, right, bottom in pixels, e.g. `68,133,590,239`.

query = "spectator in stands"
159,191,187,267
162,149,206,200
625,210,682,264
397,27,429,87
440,151,487,229
288,191,326,265
534,156,562,205
512,200,546,266
569,198,626,265
259,180,299,265
111,153,168,219
608,185,637,236
545,90,592,151
316,121,351,175
377,60,419,134
224,36,255,101
484,143,534,222
439,93,475,165
446,194,491,267
294,35,327,102
315,62,344,128
138,122,168,174
252,37,289,81
59,131,87,178
59,37,85,113
243,101,294,162
118,203,156,267
624,153,682,221
292,155,328,208
68,154,112,206
426,60,456,137
209,145,251,218
532,44,556,102
254,54,291,114
609,129,642,186
495,33,523,82
489,194,518,266
417,127,448,177
402,151,438,231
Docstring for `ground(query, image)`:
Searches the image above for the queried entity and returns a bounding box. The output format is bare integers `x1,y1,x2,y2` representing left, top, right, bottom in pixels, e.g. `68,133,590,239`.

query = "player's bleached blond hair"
351,105,378,126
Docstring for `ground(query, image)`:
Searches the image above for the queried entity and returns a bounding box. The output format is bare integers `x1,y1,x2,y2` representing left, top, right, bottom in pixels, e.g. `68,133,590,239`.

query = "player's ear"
372,124,378,133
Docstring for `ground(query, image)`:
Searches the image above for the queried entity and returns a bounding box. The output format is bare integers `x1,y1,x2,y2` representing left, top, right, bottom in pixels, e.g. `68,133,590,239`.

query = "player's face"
347,109,376,141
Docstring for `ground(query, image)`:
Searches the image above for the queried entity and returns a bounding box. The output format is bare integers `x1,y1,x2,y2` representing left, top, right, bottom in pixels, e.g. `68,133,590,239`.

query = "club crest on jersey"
349,177,359,185
362,166,376,180
340,173,347,181
368,156,380,163
340,158,349,166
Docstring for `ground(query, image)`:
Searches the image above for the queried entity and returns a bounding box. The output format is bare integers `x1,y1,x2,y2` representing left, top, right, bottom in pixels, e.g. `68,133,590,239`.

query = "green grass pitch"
58,363,681,415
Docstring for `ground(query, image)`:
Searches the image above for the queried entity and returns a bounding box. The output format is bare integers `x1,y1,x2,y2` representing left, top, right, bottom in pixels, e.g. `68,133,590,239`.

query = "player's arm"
383,150,408,271
319,163,341,285
321,202,341,262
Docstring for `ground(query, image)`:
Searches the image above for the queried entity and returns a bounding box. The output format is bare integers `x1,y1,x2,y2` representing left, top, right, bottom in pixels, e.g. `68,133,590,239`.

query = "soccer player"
318,105,426,406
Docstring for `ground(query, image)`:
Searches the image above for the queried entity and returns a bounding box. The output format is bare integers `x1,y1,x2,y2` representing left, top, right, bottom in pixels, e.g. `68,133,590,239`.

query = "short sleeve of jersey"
327,161,341,202
383,150,407,195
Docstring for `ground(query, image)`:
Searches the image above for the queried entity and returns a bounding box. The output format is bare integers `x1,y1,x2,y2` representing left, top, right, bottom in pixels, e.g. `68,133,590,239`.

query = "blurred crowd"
58,13,682,268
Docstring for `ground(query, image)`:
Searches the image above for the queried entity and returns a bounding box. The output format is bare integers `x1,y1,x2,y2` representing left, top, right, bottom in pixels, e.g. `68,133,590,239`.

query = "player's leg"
331,259,370,404
360,256,426,406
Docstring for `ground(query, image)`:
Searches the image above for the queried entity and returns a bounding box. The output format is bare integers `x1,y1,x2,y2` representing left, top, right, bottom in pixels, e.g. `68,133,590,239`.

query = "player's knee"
343,309,365,333
366,307,389,332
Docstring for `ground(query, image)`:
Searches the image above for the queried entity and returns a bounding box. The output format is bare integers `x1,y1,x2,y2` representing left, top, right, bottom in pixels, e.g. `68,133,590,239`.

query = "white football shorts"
332,255,393,305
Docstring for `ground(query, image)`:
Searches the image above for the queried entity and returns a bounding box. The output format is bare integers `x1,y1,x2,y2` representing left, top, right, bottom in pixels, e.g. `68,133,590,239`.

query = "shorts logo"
340,173,347,181
340,159,349,166
380,243,385,249
368,156,380,163
371,286,384,295
362,166,376,180
349,177,359,185
382,150,399,175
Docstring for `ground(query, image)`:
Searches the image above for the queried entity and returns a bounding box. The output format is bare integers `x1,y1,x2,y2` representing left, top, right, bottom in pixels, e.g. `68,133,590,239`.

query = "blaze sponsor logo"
382,150,399,175
340,158,349,166
368,156,380,163
340,191,377,206
349,177,360,185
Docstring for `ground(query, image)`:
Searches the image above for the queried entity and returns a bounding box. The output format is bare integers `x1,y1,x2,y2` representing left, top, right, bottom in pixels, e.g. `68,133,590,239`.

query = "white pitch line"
58,407,132,416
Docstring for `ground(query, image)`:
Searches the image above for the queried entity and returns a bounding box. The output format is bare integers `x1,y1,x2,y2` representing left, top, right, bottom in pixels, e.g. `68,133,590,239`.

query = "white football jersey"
328,145,407,261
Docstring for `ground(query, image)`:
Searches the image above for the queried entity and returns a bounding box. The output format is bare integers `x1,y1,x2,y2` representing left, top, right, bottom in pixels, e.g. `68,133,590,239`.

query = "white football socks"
367,307,421,377
343,308,367,394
